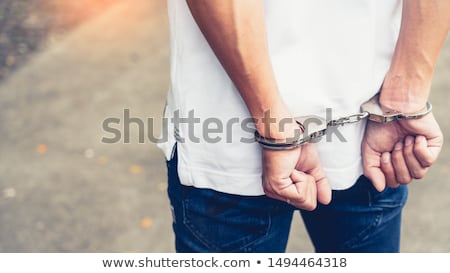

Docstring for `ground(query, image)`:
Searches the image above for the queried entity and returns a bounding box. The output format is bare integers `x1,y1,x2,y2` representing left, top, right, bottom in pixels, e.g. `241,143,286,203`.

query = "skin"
186,0,449,206
186,0,331,210
363,0,449,191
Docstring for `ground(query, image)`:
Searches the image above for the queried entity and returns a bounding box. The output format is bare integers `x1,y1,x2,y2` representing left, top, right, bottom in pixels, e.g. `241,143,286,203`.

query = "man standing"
158,0,449,252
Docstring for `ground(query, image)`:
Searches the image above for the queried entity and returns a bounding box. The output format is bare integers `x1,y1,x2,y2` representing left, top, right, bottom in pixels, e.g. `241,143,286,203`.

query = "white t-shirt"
158,0,403,195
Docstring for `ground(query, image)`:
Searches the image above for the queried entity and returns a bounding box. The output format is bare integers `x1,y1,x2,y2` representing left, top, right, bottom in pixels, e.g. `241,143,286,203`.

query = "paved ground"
0,0,449,253
0,0,122,81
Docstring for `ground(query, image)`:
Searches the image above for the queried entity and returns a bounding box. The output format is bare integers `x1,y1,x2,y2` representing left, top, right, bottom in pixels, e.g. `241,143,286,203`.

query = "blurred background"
0,0,449,252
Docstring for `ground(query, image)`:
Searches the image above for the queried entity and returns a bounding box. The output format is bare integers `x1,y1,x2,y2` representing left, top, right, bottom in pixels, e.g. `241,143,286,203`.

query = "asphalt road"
0,0,449,252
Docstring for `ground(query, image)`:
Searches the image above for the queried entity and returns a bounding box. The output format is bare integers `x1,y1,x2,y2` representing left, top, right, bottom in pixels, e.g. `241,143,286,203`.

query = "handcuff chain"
327,112,370,127
255,93,432,150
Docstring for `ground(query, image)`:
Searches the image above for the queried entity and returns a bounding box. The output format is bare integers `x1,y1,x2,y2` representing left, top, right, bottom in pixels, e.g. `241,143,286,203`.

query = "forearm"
381,0,450,113
186,0,294,138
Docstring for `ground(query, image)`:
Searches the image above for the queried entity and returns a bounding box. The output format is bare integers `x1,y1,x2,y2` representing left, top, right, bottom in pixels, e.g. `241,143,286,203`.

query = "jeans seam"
340,211,383,250
243,211,273,252
181,199,219,251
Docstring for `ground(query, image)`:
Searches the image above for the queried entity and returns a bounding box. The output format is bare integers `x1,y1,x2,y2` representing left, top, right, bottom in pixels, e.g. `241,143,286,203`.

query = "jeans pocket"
337,177,407,251
340,210,384,251
340,185,407,251
368,184,409,209
182,188,271,252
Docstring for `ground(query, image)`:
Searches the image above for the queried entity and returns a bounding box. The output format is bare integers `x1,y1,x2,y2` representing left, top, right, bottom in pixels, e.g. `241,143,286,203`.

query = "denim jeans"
167,149,408,253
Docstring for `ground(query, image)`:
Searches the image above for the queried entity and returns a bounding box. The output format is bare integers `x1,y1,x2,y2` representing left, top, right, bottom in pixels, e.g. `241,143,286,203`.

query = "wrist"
251,100,300,140
255,116,301,140
380,75,431,114
255,117,305,151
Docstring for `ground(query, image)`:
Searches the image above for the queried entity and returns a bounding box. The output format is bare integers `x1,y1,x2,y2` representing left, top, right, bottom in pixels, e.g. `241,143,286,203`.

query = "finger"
403,136,429,179
263,179,300,203
391,142,412,184
293,173,317,211
380,152,399,188
299,144,332,205
362,144,386,192
315,176,332,205
305,161,332,205
290,170,317,210
263,175,295,201
414,135,441,168
364,166,386,192
266,171,313,207
290,169,310,183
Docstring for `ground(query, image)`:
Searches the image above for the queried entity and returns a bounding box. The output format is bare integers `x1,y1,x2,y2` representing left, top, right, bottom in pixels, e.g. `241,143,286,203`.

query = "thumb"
364,165,386,192
362,152,386,192
362,141,387,192
297,144,332,204
308,164,331,205
316,176,332,205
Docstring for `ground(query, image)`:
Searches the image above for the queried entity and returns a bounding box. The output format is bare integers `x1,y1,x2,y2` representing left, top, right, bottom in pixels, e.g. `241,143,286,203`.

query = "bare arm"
381,0,450,111
186,0,331,207
186,0,294,138
364,0,449,190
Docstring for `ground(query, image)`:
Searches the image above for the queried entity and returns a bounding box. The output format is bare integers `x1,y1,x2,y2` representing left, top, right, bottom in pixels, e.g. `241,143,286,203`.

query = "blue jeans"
167,150,408,253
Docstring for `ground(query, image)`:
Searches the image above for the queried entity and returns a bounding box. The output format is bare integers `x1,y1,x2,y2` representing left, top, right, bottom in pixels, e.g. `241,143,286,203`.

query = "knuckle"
387,182,400,189
422,158,434,168
302,201,317,211
411,169,426,179
296,194,307,204
413,145,421,154
397,176,412,185
403,146,414,156
412,147,434,167
391,150,402,160
385,177,397,186
263,185,274,196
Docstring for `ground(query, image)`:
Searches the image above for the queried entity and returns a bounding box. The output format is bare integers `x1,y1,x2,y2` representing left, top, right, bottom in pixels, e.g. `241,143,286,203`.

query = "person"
158,0,449,252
